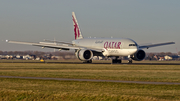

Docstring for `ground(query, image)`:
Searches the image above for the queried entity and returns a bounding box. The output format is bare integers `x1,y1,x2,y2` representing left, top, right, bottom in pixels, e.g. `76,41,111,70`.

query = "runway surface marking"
1,76,180,85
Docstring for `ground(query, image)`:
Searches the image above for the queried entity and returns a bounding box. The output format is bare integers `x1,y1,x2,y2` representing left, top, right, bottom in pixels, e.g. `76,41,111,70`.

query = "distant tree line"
0,50,75,59
0,50,179,56
0,50,179,60
146,52,179,60
147,52,177,57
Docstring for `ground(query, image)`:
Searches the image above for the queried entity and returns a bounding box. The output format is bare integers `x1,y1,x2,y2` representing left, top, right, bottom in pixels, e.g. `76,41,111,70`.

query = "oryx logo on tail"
72,12,83,40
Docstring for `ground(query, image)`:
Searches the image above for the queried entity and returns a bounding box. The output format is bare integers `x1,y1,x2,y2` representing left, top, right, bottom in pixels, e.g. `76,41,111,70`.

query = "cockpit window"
129,44,137,46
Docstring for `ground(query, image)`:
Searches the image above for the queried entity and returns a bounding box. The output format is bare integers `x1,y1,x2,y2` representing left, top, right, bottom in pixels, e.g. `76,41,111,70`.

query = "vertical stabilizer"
72,12,83,40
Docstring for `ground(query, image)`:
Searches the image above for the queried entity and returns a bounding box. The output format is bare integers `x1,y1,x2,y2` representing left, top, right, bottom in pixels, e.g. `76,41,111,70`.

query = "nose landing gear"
128,59,133,64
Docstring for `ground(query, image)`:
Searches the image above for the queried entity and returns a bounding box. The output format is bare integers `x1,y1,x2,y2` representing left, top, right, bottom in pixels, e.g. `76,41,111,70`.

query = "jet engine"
131,49,146,61
75,49,93,61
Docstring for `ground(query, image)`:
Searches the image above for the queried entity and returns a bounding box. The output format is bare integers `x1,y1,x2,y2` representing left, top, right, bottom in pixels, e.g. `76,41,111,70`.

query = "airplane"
6,12,175,63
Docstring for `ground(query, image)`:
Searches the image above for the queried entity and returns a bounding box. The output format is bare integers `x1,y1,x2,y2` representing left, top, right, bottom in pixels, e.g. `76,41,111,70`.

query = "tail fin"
72,12,83,40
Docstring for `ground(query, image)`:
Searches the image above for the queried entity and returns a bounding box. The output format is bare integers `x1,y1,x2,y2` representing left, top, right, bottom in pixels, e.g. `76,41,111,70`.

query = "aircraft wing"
44,39,74,45
6,40,104,52
139,42,175,49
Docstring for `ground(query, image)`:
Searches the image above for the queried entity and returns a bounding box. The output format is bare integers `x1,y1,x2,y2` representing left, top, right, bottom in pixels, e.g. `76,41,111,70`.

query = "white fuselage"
72,38,138,56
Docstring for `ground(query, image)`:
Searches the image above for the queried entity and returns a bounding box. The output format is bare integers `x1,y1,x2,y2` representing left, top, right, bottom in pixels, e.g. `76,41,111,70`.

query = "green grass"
0,78,180,101
0,63,180,82
0,61,180,100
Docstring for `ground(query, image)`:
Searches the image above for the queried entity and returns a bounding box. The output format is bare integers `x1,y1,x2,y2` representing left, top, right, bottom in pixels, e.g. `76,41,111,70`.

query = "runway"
1,76,180,85
1,61,180,65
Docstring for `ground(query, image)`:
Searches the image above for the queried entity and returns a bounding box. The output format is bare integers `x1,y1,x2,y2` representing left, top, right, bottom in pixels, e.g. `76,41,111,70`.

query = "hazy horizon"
0,1,179,53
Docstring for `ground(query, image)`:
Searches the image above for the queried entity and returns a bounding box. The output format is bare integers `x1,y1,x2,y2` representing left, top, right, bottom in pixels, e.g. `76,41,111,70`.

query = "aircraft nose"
128,46,138,55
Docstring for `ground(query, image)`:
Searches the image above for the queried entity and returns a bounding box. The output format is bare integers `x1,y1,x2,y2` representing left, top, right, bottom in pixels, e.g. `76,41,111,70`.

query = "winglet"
72,12,83,40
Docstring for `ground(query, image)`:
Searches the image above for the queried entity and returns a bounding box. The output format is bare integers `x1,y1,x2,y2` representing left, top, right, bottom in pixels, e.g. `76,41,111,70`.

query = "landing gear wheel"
118,59,122,63
128,60,132,64
112,59,122,64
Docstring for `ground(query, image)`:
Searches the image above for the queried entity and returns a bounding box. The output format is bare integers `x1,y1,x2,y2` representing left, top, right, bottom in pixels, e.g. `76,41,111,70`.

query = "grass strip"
0,78,180,101
0,63,180,82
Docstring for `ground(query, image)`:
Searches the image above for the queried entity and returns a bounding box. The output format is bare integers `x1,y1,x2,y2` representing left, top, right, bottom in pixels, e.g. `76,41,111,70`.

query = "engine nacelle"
75,49,93,61
131,50,146,61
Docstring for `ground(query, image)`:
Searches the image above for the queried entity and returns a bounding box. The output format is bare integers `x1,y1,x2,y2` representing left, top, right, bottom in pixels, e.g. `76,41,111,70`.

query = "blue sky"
0,0,179,53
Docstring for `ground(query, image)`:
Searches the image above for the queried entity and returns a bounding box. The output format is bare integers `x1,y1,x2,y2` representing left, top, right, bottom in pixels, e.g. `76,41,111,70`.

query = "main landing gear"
112,57,122,64
111,57,133,64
